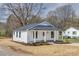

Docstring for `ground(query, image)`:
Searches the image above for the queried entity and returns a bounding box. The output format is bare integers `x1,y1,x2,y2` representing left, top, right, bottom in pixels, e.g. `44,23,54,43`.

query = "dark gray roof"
15,21,58,31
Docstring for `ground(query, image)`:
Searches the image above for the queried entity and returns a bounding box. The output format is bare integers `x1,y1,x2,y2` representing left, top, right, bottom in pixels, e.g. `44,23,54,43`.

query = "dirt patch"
8,45,34,55
0,38,79,55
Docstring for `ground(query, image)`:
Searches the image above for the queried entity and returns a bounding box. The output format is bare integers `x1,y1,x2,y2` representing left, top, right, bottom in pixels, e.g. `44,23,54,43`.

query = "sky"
0,3,79,23
43,3,79,17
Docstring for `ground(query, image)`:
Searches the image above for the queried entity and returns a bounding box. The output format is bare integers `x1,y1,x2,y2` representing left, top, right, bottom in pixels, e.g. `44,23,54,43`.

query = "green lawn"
59,35,79,43
63,38,79,43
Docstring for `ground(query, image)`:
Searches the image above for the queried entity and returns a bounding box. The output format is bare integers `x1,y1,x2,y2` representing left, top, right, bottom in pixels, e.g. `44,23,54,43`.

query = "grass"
63,38,79,43
59,35,79,43
1,38,79,55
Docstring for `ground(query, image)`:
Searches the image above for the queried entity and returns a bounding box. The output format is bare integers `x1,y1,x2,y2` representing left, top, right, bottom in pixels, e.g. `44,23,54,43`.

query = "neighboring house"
63,27,79,38
13,21,59,43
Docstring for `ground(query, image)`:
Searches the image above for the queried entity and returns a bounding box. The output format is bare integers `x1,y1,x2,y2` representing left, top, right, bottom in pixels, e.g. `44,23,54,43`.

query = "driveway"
0,45,31,56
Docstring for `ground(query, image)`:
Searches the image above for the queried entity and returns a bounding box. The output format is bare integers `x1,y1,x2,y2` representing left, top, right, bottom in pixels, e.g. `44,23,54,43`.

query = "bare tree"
47,10,58,25
4,3,45,26
6,14,21,37
53,4,76,21
47,4,76,29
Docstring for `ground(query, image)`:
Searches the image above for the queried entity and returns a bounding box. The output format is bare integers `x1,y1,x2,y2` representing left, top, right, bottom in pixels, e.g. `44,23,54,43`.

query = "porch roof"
15,21,58,31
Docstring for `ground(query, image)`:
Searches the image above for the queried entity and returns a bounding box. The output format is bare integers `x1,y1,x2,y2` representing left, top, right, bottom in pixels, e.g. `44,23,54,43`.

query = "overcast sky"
0,3,79,23
43,3,79,17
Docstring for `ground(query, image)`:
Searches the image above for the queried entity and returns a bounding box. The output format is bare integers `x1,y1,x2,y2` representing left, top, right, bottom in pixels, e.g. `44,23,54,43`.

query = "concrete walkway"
65,43,79,46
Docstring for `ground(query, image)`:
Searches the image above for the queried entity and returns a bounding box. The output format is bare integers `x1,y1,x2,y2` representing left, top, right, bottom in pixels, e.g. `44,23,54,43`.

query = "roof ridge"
38,21,53,26
28,21,56,30
27,23,39,30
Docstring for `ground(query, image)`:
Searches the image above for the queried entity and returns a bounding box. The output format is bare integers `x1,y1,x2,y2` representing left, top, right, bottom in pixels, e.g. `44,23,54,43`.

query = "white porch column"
54,31,58,41
55,31,58,40
54,31,56,41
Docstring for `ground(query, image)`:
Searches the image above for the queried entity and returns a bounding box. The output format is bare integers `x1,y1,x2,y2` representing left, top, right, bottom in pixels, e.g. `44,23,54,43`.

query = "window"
51,31,54,38
36,31,38,39
68,32,70,34
59,31,62,35
43,32,45,37
33,31,34,38
16,31,18,37
19,31,21,38
73,31,76,35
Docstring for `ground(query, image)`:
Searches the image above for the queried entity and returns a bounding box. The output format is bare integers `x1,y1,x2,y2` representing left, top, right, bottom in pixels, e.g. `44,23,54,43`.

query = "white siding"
64,27,79,38
13,31,28,43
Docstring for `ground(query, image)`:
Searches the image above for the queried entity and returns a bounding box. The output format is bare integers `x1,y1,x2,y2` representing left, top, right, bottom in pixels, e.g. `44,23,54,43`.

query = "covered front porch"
27,30,59,43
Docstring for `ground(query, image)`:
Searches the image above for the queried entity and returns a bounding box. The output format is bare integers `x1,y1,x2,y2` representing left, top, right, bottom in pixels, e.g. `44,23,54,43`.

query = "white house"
12,21,59,43
63,27,79,38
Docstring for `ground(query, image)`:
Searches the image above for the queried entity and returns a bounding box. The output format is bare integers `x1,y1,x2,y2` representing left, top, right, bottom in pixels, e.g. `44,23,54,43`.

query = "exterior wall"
13,30,59,43
63,27,79,38
13,30,28,43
